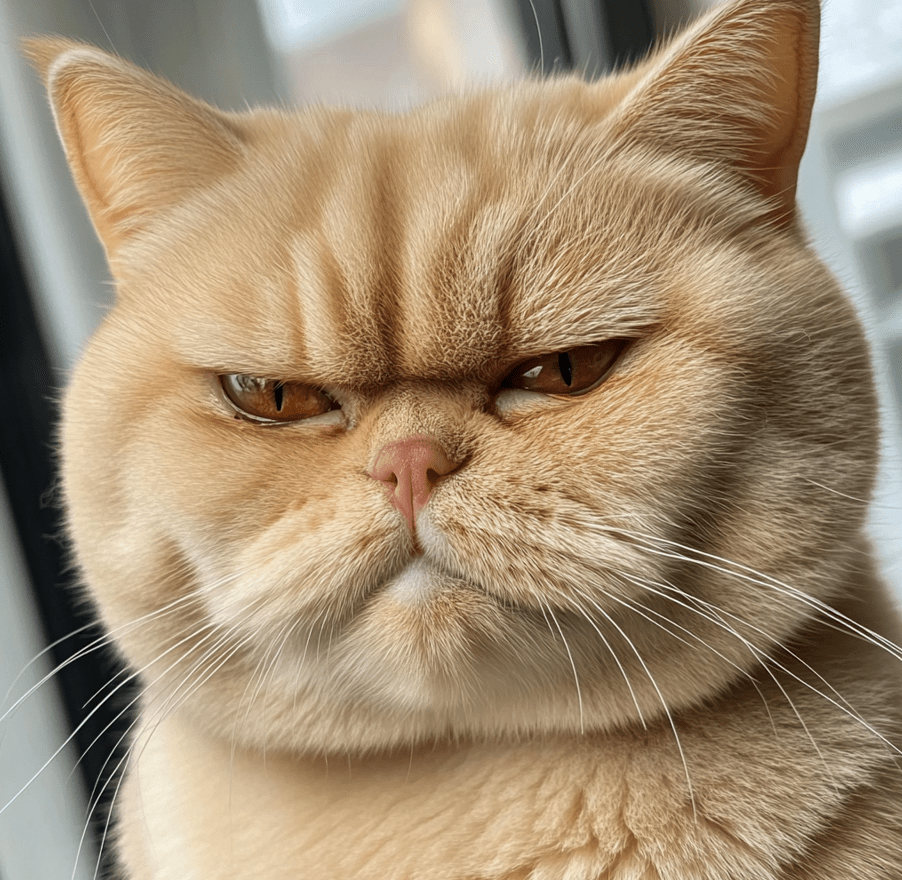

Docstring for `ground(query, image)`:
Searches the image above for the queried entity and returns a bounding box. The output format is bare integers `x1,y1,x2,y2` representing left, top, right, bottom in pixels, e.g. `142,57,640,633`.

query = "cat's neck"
119,571,901,879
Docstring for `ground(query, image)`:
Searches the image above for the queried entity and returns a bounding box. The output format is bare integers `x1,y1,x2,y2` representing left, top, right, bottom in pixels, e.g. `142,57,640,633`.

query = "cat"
24,0,902,876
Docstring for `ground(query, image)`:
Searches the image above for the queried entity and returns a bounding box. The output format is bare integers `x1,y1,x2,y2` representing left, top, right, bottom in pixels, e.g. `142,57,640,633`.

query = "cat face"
33,0,878,754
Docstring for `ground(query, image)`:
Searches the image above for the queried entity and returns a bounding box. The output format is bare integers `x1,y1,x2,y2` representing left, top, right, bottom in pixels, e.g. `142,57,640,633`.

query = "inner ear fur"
24,37,244,257
608,0,819,229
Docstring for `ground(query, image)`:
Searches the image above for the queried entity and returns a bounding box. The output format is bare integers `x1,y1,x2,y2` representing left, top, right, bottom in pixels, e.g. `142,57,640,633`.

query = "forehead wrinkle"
318,129,399,384
395,155,474,377
393,136,519,382
429,198,522,377
291,231,343,377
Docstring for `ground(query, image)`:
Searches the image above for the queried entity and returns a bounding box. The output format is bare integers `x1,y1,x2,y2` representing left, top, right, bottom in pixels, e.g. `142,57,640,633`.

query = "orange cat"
27,0,902,876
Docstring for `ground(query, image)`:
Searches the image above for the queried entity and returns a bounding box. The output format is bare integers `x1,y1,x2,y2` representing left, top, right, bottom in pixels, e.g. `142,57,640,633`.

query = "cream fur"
25,0,902,876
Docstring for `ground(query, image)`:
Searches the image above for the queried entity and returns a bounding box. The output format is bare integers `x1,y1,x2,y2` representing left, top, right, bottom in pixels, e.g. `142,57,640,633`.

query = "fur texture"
26,0,902,876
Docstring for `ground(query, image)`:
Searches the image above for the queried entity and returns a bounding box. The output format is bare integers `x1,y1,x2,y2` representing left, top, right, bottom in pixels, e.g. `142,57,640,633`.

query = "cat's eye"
502,341,626,395
220,374,338,423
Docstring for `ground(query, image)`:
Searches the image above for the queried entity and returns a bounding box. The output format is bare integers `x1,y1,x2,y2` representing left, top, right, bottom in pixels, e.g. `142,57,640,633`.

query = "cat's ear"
609,0,819,229
23,37,243,257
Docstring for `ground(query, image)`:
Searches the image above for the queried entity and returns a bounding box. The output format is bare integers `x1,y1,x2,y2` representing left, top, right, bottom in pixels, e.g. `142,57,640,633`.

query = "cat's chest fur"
119,629,899,880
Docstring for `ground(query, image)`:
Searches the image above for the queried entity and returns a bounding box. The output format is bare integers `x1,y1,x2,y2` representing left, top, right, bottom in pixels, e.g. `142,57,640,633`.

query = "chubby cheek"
124,394,343,533
203,493,407,643
113,399,400,632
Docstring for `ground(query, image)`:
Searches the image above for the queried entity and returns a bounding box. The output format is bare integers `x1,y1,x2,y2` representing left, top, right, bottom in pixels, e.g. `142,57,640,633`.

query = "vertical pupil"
558,352,573,387
273,382,284,411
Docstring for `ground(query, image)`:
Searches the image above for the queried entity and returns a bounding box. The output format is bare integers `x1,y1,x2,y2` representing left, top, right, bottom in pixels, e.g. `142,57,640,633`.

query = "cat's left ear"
609,0,819,229
23,37,244,260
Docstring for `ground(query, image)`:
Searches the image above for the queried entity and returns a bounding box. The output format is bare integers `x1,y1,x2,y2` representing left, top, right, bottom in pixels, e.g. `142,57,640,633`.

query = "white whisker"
554,584,696,816
541,599,584,734
1,590,206,727
606,589,780,737
622,568,902,762
604,527,902,664
566,589,648,729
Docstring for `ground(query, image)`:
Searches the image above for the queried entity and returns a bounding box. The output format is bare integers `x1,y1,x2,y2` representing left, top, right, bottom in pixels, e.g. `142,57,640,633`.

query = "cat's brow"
291,231,342,371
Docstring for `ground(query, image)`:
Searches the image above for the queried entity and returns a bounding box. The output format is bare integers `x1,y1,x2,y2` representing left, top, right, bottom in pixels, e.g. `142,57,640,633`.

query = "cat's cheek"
182,467,426,657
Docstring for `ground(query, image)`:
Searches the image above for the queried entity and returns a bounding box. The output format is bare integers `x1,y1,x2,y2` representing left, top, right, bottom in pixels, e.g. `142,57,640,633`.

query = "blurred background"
0,0,900,876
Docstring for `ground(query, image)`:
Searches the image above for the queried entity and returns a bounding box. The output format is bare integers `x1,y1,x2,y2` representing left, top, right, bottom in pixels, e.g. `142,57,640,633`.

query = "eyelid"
493,387,568,417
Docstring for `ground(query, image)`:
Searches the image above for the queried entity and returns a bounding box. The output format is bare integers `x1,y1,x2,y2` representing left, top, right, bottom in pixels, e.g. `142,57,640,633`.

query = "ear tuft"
23,37,245,258
21,35,85,82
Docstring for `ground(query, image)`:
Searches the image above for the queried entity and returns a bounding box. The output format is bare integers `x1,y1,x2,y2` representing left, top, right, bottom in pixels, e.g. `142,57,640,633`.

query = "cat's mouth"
376,555,536,620
380,557,477,607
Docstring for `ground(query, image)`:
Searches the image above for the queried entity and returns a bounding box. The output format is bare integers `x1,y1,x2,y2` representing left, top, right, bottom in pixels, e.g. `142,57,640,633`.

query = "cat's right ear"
23,37,243,260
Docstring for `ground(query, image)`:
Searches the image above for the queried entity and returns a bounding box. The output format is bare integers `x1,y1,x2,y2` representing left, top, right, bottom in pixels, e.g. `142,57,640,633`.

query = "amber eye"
502,341,626,395
220,374,338,423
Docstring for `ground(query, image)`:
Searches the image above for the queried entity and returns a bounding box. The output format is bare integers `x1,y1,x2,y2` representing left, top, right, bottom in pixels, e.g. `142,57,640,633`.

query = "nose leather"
368,435,456,533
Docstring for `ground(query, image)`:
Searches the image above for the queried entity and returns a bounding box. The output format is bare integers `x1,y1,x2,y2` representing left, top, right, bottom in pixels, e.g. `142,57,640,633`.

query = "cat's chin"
310,555,521,713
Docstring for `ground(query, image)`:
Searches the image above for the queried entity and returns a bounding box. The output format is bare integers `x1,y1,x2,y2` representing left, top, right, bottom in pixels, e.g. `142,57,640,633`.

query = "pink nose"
368,435,457,533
